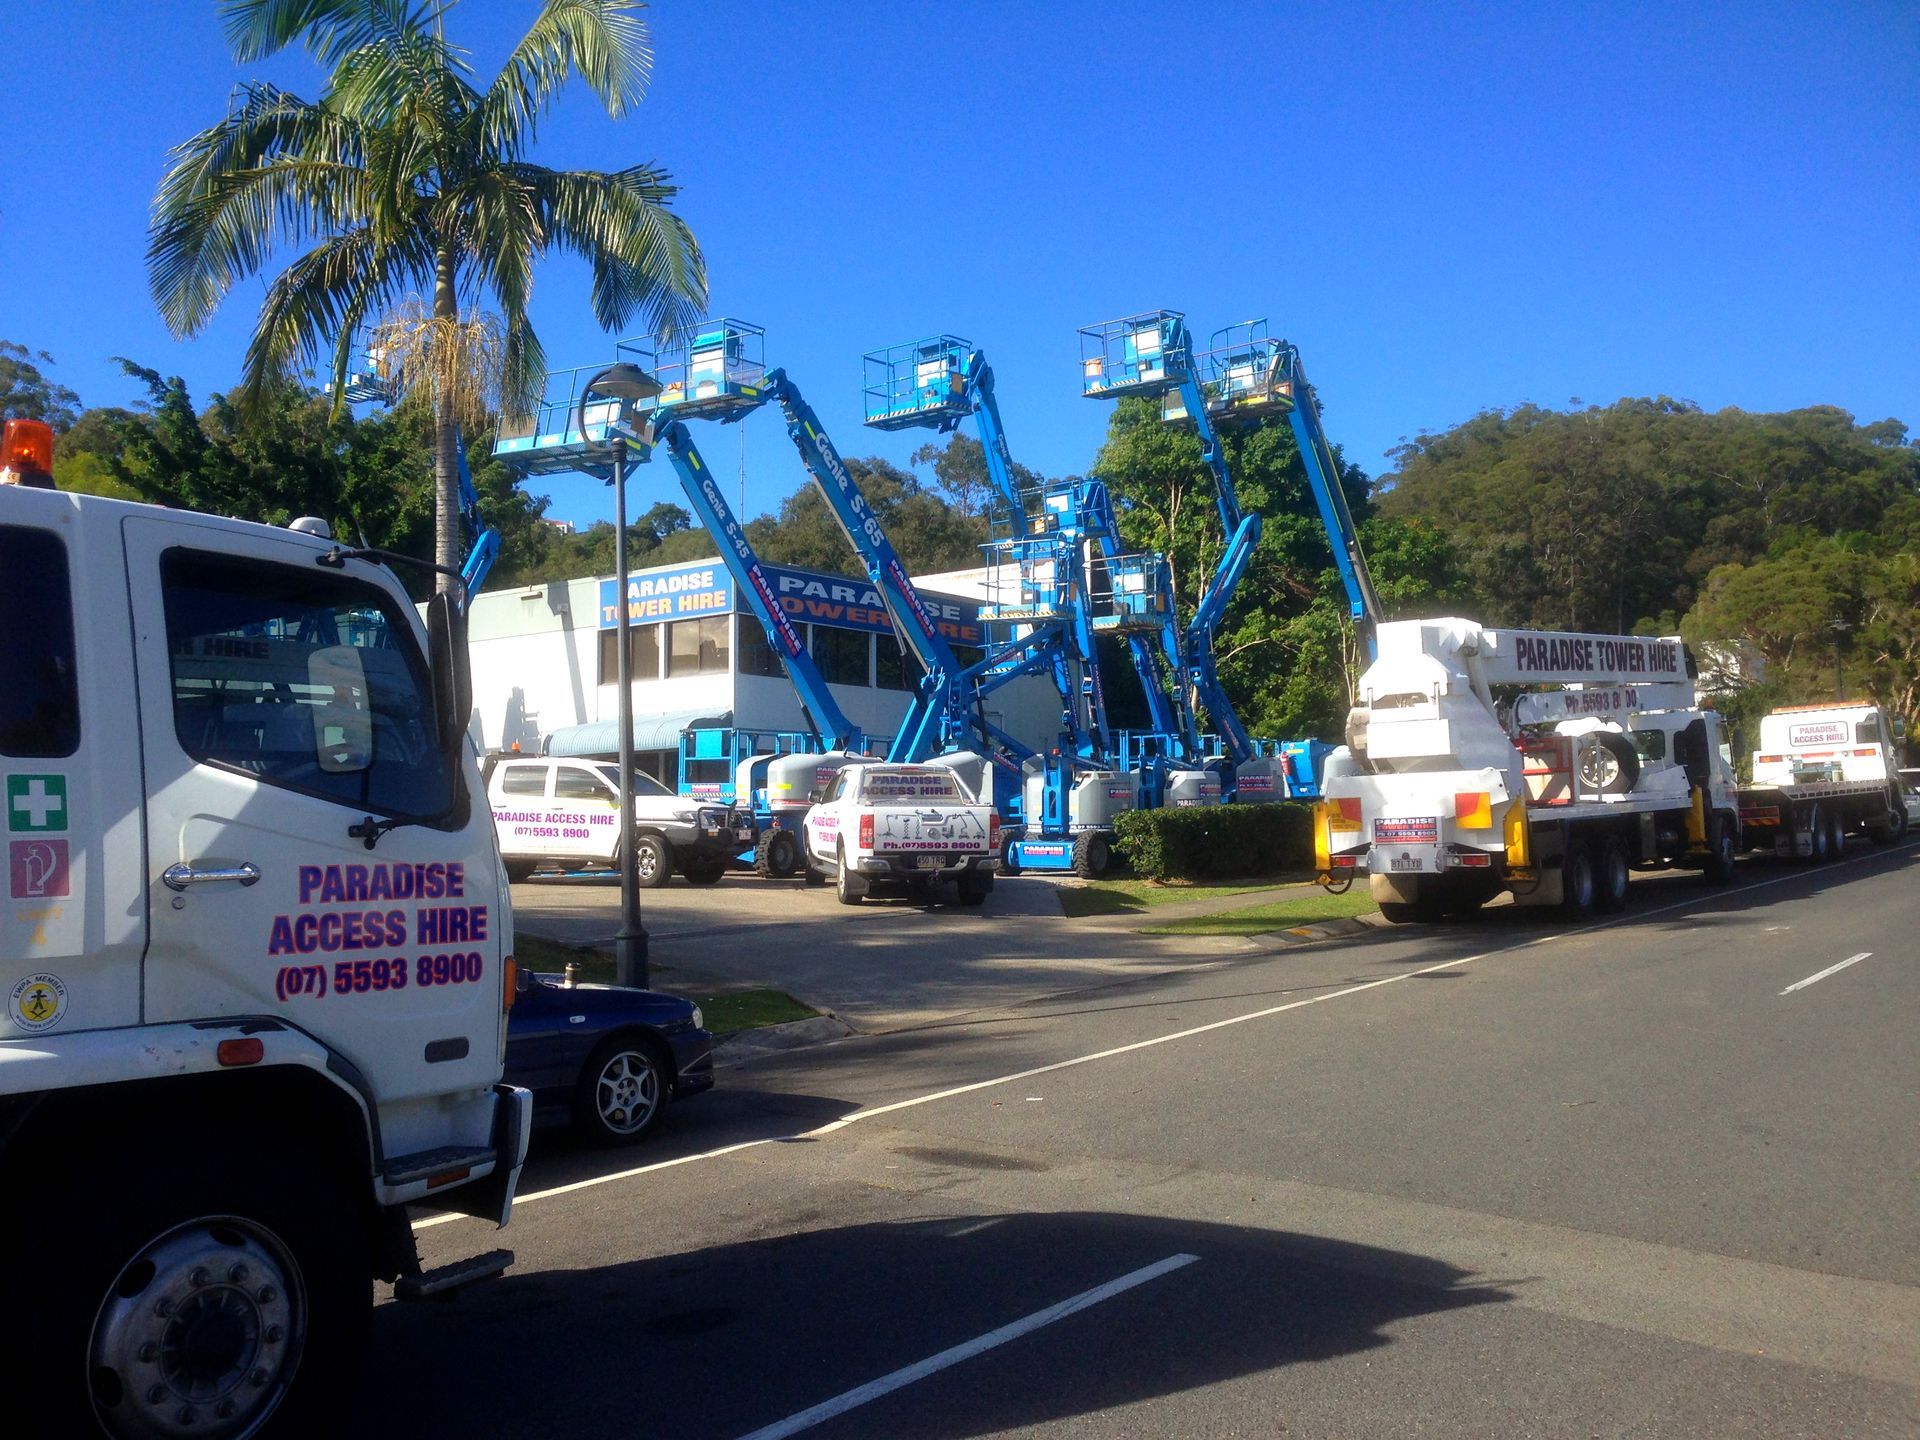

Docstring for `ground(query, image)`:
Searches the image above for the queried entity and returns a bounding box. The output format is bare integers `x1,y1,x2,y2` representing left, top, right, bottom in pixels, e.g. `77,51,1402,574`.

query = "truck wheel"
1826,807,1848,858
755,828,801,878
1805,806,1831,863
956,869,995,907
1072,832,1111,879
802,857,828,887
1577,733,1641,795
835,844,867,906
505,858,538,883
574,1035,670,1145
1595,837,1631,911
1560,842,1597,917
632,834,674,888
1872,788,1909,844
9,1134,368,1440
1702,812,1738,885
681,856,726,885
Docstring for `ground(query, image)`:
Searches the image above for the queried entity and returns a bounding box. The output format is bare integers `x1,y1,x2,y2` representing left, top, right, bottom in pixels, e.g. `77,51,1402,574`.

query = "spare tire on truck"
1576,733,1641,796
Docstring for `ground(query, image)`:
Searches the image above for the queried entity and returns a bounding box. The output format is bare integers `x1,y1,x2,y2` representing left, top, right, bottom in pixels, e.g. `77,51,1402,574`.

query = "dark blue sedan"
506,969,715,1145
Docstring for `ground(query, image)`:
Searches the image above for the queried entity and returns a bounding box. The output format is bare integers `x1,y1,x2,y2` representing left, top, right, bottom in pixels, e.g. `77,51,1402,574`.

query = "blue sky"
3,1,1915,533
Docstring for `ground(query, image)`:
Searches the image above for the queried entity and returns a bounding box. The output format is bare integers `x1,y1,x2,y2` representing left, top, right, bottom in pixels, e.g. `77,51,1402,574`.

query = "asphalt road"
372,839,1919,1439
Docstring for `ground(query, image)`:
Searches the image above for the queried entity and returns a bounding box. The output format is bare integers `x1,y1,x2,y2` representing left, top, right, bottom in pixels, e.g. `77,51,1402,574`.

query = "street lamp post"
579,364,662,989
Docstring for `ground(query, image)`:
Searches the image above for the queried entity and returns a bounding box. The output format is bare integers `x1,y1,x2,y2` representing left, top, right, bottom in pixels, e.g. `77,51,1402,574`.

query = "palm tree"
149,0,706,585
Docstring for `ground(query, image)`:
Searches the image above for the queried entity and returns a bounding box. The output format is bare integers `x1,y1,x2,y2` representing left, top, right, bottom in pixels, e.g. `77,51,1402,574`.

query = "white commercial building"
466,556,1059,784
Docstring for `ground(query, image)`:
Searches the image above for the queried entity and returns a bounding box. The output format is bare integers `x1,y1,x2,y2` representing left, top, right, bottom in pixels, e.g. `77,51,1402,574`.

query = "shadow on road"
364,1211,1512,1439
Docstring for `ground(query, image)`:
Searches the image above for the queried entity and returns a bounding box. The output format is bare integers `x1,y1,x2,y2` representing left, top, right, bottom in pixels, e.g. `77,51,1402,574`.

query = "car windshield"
858,768,964,803
594,763,674,799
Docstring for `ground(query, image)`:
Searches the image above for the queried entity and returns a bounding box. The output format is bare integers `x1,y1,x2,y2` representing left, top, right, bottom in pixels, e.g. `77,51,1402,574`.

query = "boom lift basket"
653,318,767,420
1087,551,1175,632
1198,320,1297,424
1078,311,1191,397
979,535,1075,623
492,338,661,477
862,336,971,431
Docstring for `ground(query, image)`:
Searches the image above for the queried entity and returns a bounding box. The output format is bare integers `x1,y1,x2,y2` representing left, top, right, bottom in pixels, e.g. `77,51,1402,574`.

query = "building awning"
542,710,732,758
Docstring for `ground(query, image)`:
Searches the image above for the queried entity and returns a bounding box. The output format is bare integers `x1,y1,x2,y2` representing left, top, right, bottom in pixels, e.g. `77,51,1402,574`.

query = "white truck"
0,469,528,1439
1737,701,1911,858
801,762,999,906
1317,618,1742,922
483,753,749,886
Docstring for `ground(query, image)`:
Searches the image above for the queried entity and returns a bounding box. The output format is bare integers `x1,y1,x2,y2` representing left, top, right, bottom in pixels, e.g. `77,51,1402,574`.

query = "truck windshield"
162,550,455,822
592,763,673,800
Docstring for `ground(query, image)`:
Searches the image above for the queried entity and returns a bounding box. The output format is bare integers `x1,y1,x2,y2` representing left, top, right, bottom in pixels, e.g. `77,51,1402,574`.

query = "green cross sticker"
7,774,68,833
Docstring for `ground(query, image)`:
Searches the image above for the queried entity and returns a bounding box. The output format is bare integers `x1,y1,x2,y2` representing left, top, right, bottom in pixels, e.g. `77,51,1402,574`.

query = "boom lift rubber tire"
631,834,674,889
1577,733,1641,796
1595,837,1631,911
504,859,538,883
834,843,867,906
574,1035,670,1145
1071,832,1111,879
1702,812,1738,885
1560,841,1598,917
5,1129,369,1440
680,856,726,885
956,870,994,907
999,834,1022,876
754,828,801,879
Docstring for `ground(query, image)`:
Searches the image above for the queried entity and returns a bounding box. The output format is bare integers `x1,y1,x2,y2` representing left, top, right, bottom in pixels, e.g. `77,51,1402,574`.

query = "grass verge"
510,934,818,1036
1140,888,1377,937
1057,876,1317,919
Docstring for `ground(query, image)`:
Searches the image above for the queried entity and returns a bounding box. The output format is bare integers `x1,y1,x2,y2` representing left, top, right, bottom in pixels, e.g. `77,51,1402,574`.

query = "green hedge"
1111,803,1316,882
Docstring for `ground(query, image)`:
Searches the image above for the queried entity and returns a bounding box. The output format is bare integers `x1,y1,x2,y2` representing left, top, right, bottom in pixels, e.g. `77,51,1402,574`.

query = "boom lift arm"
638,409,866,751
1274,343,1382,657
763,367,1017,764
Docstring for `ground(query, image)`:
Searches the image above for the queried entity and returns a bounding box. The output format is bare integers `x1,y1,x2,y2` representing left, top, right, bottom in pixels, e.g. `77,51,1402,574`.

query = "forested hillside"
1379,399,1920,727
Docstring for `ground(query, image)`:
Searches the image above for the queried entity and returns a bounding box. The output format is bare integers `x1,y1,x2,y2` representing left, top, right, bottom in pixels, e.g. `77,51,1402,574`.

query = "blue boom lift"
492,325,873,878
862,335,1166,875
1081,313,1382,801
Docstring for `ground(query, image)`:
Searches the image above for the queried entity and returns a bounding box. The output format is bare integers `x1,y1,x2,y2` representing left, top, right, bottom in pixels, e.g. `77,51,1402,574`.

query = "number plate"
1389,856,1426,872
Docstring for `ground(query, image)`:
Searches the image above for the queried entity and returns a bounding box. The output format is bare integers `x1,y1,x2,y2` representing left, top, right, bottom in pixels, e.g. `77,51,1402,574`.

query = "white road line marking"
1780,952,1873,995
732,1253,1200,1440
412,842,1916,1232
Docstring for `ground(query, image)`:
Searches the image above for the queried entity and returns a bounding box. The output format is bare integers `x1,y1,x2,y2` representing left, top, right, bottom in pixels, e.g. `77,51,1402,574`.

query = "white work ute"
803,761,999,907
0,486,528,1440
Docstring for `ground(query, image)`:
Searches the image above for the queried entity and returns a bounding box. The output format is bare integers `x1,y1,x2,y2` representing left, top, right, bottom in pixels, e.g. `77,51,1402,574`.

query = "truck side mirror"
426,593,472,754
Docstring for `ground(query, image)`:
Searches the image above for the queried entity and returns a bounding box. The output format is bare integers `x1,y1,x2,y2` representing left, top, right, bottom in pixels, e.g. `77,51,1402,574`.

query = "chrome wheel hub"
90,1219,304,1439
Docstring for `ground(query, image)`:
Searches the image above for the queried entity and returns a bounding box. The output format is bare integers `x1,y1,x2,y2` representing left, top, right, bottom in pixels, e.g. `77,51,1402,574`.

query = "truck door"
122,515,506,1110
0,508,145,1040
552,763,621,863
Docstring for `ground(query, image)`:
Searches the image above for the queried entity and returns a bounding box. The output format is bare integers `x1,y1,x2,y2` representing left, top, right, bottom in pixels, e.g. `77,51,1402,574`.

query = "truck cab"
0,479,527,1439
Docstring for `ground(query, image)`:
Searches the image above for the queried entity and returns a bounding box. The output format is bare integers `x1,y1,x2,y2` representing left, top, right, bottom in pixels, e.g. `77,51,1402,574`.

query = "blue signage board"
597,563,732,626
599,559,983,646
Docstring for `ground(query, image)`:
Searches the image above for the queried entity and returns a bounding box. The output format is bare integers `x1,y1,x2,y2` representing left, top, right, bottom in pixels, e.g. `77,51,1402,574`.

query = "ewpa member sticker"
7,774,68,833
9,972,67,1032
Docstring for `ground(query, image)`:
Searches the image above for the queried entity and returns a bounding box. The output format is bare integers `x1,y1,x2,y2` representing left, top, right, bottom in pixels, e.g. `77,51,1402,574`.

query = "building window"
669,616,731,676
0,526,80,757
738,618,791,679
812,625,871,688
874,636,913,692
597,623,663,685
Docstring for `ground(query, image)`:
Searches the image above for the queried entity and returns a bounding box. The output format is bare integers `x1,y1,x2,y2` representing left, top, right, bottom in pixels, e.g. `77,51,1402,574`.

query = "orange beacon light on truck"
1,418,56,488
